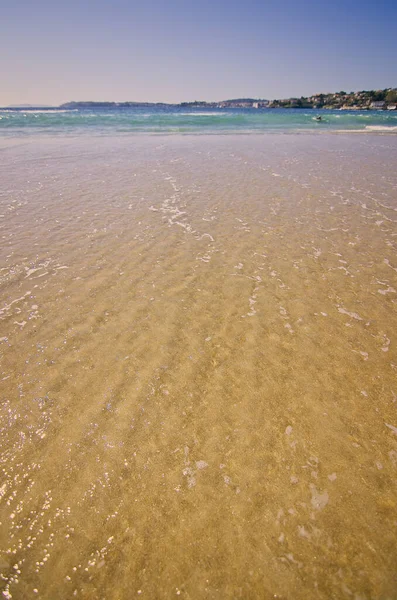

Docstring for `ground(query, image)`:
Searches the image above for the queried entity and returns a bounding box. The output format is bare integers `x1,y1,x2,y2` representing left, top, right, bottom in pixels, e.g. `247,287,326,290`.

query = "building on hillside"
370,101,386,109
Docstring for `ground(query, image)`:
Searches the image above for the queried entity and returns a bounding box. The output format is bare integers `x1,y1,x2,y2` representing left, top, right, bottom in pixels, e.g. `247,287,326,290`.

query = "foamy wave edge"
365,125,397,132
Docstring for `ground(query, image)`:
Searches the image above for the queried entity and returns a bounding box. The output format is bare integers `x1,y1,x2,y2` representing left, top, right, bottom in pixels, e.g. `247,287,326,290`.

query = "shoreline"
1,129,397,144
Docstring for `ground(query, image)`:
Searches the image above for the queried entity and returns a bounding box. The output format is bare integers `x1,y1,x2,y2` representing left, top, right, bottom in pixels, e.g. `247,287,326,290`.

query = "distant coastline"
2,88,397,111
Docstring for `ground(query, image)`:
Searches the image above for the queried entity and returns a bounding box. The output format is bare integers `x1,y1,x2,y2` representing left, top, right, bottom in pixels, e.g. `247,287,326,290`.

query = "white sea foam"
365,125,397,132
338,307,363,321
385,423,397,436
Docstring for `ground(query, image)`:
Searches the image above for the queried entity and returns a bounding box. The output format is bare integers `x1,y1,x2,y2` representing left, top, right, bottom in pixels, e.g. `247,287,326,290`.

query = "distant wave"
0,109,78,114
176,112,228,117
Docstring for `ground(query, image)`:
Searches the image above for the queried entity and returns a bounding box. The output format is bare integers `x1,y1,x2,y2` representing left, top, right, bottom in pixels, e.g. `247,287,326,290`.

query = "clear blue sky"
1,0,396,105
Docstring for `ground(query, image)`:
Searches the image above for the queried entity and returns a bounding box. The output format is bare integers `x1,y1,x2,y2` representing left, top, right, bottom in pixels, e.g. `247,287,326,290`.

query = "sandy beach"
1,133,397,599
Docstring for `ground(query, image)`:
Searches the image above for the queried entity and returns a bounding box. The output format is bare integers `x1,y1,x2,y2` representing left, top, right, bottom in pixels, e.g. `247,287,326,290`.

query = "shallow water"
1,106,397,135
1,134,397,599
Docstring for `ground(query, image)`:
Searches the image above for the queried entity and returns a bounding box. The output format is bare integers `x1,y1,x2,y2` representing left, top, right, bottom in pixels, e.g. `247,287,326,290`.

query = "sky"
1,0,396,105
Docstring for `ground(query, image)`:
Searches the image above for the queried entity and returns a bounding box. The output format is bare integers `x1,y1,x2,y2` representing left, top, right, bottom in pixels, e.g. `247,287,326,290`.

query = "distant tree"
386,90,397,103
372,90,385,101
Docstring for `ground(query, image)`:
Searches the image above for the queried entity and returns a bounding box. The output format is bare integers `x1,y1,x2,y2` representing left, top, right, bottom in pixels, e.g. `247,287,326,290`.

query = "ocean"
0,105,397,135
0,125,397,599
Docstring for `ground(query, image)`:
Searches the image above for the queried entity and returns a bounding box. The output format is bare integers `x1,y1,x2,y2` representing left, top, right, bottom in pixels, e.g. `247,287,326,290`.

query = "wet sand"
1,133,397,599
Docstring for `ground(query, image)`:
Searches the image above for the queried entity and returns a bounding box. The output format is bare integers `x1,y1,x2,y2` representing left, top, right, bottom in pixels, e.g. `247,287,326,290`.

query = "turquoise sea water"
0,106,397,136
